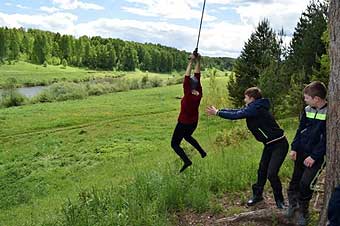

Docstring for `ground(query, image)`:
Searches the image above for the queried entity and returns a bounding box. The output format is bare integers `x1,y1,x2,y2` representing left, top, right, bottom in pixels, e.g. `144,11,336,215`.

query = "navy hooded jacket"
217,98,284,144
291,104,327,160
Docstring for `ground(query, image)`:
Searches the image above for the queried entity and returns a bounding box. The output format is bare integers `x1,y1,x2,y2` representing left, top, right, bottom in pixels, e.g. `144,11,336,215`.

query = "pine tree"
0,28,8,63
228,19,279,106
286,0,328,83
8,30,20,61
120,44,138,71
32,34,49,64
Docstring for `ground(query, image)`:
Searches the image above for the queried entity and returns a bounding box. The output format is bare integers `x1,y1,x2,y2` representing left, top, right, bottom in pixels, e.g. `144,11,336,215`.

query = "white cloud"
235,0,309,34
40,6,60,14
52,0,104,10
75,18,196,47
16,4,30,9
4,2,11,6
0,12,78,34
200,21,253,57
123,0,216,21
74,18,251,57
0,0,311,58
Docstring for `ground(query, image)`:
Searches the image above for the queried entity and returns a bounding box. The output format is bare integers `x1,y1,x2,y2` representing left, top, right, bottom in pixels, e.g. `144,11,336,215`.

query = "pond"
0,86,46,98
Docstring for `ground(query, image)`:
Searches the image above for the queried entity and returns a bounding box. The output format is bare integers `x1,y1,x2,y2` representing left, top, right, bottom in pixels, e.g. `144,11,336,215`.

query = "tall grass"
39,131,297,226
0,74,297,226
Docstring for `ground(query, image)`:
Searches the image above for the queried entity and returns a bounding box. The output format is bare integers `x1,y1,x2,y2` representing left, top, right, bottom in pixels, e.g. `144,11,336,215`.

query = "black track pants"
287,152,325,206
252,138,289,201
171,122,206,163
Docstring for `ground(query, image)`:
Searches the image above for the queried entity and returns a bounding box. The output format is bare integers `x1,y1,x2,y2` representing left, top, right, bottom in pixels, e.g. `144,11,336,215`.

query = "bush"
33,82,87,103
87,83,109,96
49,56,61,66
215,127,250,146
61,59,68,69
0,78,26,107
149,77,163,87
1,91,26,107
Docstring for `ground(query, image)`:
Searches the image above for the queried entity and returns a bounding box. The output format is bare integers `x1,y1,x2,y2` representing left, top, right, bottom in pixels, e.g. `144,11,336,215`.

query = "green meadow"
0,61,174,88
0,64,298,226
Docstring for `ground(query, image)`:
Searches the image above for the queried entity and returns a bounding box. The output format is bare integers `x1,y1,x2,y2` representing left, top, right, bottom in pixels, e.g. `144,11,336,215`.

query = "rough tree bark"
319,1,340,225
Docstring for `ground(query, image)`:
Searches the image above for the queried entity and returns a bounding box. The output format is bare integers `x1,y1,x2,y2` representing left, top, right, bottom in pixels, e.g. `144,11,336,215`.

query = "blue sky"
0,0,311,57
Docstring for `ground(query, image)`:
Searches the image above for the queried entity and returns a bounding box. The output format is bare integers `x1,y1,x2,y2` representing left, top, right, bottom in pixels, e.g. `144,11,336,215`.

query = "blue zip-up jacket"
217,98,284,144
291,104,327,160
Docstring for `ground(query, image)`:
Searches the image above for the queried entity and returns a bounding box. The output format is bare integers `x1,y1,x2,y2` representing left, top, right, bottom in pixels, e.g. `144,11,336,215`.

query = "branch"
215,208,297,226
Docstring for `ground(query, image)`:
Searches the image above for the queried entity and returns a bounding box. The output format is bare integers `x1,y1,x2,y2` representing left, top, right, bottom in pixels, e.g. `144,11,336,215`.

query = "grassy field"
0,73,298,226
0,61,174,88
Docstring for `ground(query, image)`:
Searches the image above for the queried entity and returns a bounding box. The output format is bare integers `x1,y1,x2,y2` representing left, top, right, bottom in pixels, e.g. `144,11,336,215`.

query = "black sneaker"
179,161,192,173
247,196,264,206
200,152,207,158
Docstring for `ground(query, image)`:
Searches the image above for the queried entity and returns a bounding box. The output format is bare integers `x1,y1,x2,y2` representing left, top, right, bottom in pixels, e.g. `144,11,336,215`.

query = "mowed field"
0,70,298,225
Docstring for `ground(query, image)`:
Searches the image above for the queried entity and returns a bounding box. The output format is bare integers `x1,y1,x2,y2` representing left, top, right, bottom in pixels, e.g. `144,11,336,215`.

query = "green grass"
0,61,174,88
0,75,298,226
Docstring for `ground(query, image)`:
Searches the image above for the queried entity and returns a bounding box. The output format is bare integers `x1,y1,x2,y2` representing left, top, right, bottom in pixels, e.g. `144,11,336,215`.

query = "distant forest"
0,27,234,72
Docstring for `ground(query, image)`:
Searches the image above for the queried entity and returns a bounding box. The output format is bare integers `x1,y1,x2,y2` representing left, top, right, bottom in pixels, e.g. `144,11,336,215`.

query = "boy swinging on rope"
206,87,288,209
171,52,207,173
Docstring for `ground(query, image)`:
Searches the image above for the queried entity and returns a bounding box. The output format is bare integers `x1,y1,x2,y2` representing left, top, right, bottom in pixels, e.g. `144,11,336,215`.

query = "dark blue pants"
252,138,289,202
171,122,205,163
287,152,325,207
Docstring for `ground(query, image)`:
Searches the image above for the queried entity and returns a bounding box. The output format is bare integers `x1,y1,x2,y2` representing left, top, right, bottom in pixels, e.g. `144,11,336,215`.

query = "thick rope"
193,0,207,55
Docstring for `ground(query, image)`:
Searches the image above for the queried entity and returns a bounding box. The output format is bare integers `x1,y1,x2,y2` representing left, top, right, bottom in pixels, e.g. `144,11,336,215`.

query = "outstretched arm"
194,54,200,74
185,55,195,77
183,55,195,95
206,104,257,120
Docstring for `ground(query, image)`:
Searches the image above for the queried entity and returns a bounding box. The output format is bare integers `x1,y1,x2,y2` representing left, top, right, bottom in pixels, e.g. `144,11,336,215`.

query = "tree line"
228,0,329,117
0,27,234,72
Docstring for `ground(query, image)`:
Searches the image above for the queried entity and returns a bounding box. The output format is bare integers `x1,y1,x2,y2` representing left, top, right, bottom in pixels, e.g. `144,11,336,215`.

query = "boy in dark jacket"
286,81,327,226
206,87,288,209
171,53,206,173
328,184,340,226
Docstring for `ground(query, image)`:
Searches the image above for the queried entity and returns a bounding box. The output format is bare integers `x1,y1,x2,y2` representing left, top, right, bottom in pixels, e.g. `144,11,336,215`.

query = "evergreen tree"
120,44,138,71
0,28,8,63
312,29,330,85
32,34,49,64
141,48,152,71
59,35,73,62
107,44,117,70
286,0,328,83
228,19,279,106
283,0,328,115
8,30,20,61
22,34,33,60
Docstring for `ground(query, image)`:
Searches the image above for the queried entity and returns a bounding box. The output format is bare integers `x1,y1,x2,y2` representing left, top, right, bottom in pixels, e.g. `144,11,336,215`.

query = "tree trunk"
319,1,340,225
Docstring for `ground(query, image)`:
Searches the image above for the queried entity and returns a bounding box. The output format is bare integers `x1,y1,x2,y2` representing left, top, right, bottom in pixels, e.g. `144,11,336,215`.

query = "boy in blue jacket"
286,81,327,226
206,87,288,209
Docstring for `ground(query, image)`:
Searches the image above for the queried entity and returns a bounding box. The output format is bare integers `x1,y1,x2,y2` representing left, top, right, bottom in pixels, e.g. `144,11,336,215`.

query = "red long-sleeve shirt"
178,73,202,124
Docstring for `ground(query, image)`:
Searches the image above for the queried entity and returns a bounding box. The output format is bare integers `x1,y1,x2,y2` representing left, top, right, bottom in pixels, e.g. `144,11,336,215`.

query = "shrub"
215,127,250,146
1,91,26,107
0,78,26,107
61,59,68,69
33,82,87,103
149,77,163,87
